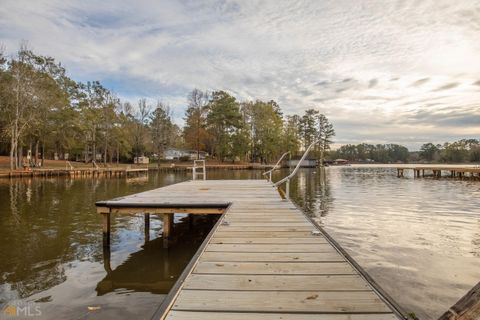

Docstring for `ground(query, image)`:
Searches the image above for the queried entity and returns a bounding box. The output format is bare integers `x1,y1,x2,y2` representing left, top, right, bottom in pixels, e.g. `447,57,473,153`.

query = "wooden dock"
397,166,480,179
0,167,148,179
96,180,402,319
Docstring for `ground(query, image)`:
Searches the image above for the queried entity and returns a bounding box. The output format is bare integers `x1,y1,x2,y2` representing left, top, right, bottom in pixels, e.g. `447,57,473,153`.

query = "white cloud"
1,0,479,149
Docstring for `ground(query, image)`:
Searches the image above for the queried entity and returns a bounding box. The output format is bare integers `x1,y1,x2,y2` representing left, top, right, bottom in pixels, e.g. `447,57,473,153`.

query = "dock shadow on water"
97,215,217,297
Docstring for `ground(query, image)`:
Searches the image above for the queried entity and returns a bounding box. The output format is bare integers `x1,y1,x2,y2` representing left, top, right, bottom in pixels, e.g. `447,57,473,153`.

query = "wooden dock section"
0,167,148,179
397,166,480,179
96,180,402,319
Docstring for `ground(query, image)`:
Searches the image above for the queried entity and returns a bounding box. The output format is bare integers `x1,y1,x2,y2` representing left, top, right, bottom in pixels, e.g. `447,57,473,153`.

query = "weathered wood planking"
200,251,345,262
172,290,392,313
184,274,371,291
95,179,400,319
166,311,399,320
194,261,356,275
209,237,327,244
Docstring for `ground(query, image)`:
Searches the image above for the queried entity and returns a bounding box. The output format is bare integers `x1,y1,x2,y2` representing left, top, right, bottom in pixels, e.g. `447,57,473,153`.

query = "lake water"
0,166,479,319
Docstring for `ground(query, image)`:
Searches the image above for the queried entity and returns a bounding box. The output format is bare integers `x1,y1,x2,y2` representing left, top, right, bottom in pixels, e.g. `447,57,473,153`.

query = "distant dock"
0,167,148,179
397,166,480,179
96,179,403,319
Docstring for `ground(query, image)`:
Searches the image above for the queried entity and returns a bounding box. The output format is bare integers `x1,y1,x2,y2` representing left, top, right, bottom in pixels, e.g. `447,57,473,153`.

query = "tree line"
333,139,480,163
0,45,335,170
333,144,410,163
183,90,335,164
418,140,480,163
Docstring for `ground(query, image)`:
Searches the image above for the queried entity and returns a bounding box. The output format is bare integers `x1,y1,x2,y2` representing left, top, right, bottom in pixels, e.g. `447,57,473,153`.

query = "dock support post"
144,213,150,243
162,213,173,238
188,214,194,229
397,169,404,177
102,211,111,247
102,243,112,273
162,213,173,249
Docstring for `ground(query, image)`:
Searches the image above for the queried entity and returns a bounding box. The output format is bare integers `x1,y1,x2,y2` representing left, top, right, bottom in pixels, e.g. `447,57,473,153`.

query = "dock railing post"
192,160,206,181
286,180,290,200
263,152,290,183
274,140,319,201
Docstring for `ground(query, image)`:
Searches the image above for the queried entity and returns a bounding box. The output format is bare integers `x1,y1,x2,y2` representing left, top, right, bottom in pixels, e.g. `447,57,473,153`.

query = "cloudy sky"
1,0,479,149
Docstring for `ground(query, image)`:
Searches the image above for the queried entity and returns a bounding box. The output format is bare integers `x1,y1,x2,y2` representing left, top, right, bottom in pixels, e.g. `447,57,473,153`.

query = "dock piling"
397,166,480,180
102,211,111,247
145,213,150,243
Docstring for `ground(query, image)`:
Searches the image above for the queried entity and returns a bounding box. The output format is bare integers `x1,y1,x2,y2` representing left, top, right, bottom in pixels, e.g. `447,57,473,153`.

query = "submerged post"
144,213,150,243
102,243,112,273
102,211,111,247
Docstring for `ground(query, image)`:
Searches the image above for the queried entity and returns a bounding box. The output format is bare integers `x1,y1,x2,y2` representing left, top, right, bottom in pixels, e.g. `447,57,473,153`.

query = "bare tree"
151,101,173,165
132,98,151,159
184,89,209,159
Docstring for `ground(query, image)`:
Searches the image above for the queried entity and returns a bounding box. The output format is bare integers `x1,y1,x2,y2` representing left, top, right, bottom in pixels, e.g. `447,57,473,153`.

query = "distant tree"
206,91,243,161
283,115,301,156
132,99,151,159
419,143,439,162
183,89,209,159
386,144,409,163
150,101,173,165
300,109,319,149
334,143,409,163
441,141,470,163
469,142,480,162
111,104,134,163
78,81,108,164
0,44,76,169
335,144,357,161
244,100,283,163
317,114,335,166
1,45,39,169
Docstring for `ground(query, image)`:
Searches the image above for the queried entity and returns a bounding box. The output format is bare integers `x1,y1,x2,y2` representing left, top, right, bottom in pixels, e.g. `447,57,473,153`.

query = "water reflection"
0,173,192,318
98,215,217,296
289,168,334,219
1,167,480,320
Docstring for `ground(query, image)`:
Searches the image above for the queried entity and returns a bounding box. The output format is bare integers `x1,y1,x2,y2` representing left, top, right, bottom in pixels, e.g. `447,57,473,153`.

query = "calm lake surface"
0,166,479,319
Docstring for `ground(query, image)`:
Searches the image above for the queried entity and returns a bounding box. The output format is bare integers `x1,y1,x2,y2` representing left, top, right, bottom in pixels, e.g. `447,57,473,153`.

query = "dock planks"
96,179,401,319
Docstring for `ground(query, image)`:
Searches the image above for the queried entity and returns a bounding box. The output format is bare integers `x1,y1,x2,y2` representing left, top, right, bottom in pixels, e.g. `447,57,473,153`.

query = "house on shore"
333,158,349,165
164,148,208,160
286,158,317,167
134,156,150,164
